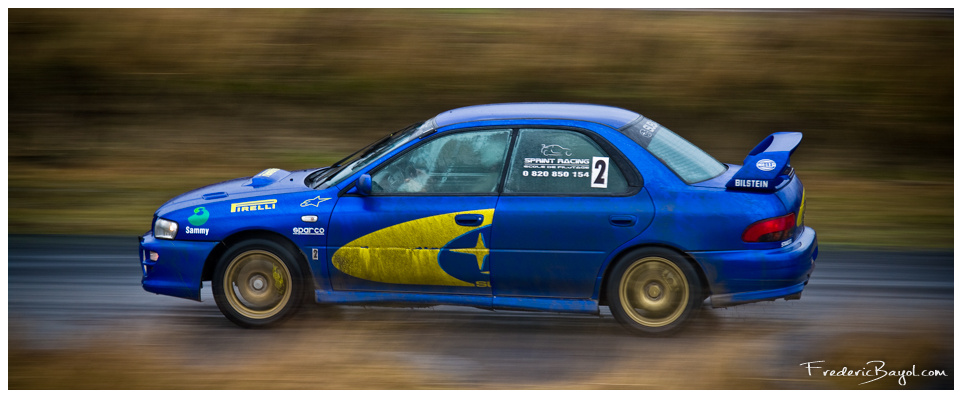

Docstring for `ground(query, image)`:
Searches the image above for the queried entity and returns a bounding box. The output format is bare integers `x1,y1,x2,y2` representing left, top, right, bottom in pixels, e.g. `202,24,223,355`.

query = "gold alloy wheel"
222,250,293,320
618,256,690,328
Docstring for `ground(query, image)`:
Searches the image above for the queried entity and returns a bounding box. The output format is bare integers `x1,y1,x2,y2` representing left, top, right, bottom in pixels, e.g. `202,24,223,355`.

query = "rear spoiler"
726,132,802,192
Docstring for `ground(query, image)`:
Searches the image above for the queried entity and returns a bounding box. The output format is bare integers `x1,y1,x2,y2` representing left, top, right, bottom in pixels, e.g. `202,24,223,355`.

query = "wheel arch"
598,243,711,306
201,229,310,283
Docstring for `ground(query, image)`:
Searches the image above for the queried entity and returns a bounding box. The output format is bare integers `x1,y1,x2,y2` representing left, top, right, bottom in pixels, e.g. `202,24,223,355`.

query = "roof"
433,103,641,130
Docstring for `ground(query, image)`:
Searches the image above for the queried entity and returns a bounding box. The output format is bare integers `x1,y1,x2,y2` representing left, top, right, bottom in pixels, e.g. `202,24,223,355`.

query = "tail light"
743,213,796,242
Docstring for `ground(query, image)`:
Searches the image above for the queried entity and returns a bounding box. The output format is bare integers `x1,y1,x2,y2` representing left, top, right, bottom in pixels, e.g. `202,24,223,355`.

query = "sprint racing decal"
523,143,595,183
541,144,572,157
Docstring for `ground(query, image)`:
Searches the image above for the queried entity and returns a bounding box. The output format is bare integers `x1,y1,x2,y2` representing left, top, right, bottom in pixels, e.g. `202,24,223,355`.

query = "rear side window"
621,118,727,184
504,128,628,194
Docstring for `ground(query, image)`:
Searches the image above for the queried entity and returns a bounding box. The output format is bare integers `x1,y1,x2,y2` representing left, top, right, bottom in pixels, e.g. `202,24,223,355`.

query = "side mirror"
357,174,373,196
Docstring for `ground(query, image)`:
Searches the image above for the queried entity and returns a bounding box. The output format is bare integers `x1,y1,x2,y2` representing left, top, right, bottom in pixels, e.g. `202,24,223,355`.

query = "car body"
139,102,817,335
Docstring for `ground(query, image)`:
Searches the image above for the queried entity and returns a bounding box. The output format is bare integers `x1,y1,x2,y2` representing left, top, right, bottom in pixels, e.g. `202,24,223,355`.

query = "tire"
212,239,307,328
606,248,702,336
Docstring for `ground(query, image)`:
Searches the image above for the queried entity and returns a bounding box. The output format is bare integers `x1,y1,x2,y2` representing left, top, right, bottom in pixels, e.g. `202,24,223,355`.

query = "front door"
327,128,512,295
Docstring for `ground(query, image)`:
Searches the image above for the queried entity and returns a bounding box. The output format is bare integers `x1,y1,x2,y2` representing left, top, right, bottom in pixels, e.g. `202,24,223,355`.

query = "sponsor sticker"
300,196,330,207
185,226,210,236
231,199,277,213
540,144,572,157
523,146,591,174
591,156,609,188
641,120,659,137
188,206,209,226
756,159,777,172
293,227,325,236
257,168,281,177
734,179,770,188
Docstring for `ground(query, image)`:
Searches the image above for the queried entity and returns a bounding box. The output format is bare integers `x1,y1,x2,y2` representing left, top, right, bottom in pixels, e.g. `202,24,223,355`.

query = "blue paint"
139,233,219,301
725,132,803,192
315,290,599,315
434,103,640,130
141,102,818,331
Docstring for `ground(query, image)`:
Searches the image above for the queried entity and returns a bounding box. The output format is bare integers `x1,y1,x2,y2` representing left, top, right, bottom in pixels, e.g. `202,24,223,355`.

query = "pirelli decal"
231,199,277,213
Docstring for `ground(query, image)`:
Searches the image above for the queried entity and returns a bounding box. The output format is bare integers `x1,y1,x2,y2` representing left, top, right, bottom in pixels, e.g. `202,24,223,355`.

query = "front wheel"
607,248,702,336
212,239,307,328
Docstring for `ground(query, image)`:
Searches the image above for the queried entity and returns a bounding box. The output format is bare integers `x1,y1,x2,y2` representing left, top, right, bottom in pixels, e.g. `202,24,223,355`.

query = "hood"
156,168,320,214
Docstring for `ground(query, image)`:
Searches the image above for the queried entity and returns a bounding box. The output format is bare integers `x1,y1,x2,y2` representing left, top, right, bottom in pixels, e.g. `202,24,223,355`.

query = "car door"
490,127,654,298
327,128,512,295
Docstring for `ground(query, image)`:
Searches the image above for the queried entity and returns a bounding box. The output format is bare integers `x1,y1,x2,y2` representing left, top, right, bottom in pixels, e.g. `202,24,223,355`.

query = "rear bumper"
139,232,219,301
689,227,817,308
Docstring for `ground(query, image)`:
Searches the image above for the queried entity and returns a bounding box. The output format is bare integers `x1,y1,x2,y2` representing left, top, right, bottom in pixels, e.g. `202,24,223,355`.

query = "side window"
504,128,629,194
371,129,511,194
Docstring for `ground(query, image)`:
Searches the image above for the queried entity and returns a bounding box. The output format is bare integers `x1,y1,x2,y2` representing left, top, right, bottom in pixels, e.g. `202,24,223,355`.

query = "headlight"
154,218,178,240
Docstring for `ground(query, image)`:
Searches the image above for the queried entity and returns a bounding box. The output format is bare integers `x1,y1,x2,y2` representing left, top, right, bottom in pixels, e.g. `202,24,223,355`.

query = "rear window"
620,117,727,184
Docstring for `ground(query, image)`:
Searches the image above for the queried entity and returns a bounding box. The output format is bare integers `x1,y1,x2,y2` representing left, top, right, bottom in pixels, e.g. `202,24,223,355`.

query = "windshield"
310,119,435,189
620,117,727,184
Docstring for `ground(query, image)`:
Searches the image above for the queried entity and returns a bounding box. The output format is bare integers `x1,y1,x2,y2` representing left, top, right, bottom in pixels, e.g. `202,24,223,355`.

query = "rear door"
490,127,654,298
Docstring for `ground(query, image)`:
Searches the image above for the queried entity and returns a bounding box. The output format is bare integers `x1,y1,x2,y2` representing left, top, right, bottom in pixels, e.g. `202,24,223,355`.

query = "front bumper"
140,232,219,301
689,226,818,308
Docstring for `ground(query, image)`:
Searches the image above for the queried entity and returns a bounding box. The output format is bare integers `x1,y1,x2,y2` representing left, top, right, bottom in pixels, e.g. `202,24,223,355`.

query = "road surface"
7,235,954,389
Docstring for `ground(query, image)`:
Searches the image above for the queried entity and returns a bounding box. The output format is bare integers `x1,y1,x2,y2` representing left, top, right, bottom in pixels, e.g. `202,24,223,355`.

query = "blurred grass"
7,9,953,248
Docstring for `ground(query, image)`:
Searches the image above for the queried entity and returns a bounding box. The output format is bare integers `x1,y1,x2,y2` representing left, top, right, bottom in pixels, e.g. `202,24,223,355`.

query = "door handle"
455,214,484,226
609,215,637,227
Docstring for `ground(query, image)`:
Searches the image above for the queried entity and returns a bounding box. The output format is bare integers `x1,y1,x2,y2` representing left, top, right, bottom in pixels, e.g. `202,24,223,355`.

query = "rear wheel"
212,239,307,328
607,248,702,336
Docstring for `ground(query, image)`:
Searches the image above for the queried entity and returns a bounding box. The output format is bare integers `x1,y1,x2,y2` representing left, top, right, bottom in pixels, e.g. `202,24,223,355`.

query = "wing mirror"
357,174,373,196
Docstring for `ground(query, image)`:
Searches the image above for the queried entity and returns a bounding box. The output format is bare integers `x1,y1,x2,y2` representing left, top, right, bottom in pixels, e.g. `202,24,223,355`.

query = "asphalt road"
7,235,955,389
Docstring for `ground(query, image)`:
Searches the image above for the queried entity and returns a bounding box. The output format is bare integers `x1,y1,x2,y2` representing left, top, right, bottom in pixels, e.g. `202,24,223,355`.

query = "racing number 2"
591,156,609,188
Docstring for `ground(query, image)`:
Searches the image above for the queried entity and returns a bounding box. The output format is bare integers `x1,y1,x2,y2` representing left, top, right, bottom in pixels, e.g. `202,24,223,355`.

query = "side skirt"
316,290,600,315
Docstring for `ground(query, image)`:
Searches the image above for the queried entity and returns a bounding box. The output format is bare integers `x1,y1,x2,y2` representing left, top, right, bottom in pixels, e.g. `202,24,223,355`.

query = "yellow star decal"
451,234,490,274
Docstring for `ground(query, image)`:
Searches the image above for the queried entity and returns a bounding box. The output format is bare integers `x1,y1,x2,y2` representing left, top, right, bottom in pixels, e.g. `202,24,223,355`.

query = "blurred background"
8,8,953,247
7,9,955,389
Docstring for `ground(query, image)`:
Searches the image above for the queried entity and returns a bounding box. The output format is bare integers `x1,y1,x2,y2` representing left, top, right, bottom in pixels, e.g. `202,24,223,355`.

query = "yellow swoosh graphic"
332,209,495,286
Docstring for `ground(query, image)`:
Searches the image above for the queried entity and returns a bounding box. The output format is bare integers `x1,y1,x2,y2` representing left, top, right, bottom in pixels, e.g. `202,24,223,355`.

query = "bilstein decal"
331,209,495,287
231,199,277,213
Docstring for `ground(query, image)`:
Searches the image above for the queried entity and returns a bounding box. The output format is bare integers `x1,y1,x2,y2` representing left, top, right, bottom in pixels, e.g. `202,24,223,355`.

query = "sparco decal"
293,227,325,236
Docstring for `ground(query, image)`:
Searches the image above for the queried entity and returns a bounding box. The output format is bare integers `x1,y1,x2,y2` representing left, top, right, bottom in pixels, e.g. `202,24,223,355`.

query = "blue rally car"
140,103,817,335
